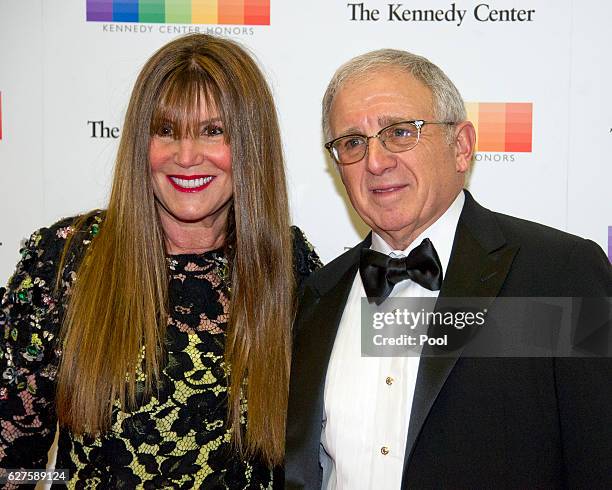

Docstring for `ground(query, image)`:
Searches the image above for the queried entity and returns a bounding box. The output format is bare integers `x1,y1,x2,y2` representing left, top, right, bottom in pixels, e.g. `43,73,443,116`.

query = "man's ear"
453,121,476,173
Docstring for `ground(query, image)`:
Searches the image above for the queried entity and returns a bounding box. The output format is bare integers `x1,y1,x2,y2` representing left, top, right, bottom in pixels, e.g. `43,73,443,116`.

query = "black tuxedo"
286,191,612,489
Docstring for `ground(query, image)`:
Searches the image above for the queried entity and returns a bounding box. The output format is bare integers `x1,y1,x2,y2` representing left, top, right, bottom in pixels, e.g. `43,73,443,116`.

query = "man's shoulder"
486,210,611,296
463,191,585,255
492,211,584,251
463,191,600,260
490,209,609,266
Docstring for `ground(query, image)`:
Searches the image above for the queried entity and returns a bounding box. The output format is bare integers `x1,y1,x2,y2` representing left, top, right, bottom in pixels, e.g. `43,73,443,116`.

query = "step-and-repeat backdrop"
1,0,611,283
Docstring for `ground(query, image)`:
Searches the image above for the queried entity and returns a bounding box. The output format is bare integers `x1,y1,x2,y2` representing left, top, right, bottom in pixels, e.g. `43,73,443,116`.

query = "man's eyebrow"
335,116,413,138
336,126,365,138
378,115,411,127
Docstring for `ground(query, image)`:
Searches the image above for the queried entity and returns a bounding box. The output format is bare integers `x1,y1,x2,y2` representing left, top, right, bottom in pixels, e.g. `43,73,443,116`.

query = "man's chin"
370,218,419,239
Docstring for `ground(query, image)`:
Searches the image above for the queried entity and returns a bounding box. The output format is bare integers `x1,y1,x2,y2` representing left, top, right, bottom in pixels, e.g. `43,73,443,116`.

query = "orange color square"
218,0,244,24
478,103,506,152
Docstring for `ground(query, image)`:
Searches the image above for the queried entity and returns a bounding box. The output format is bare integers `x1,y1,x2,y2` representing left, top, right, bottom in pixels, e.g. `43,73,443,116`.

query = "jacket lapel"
402,191,520,482
286,235,371,489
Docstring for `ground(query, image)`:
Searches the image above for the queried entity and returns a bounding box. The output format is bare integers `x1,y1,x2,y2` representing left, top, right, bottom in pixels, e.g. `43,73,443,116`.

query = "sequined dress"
0,213,321,489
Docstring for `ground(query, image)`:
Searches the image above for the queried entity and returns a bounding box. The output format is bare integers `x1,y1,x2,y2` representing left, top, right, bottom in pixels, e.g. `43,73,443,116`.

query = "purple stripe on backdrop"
87,0,113,21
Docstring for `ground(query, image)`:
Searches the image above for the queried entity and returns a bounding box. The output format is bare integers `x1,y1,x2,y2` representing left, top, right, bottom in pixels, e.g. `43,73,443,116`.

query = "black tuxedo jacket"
286,191,612,489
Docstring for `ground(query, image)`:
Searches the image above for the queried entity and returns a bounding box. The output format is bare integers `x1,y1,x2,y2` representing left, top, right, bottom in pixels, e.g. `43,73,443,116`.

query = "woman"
0,34,320,488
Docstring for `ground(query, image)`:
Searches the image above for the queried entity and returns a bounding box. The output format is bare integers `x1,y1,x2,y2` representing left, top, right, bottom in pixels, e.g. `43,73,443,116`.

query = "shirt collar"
370,190,465,275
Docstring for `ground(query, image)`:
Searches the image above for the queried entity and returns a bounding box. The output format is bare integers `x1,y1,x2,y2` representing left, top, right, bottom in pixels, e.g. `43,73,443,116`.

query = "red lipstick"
167,175,214,193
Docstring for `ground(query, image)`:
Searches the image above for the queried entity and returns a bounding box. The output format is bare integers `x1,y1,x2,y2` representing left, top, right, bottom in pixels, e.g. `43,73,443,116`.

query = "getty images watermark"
361,297,611,357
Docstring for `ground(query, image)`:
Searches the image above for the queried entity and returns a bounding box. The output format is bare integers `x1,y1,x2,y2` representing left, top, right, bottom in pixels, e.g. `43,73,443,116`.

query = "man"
285,49,612,489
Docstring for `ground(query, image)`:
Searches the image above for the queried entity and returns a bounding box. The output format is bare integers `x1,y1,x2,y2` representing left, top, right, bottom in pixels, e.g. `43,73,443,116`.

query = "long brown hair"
56,34,294,466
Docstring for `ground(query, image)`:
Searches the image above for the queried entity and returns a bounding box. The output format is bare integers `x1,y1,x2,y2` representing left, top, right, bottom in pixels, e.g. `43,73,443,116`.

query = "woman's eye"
157,124,173,137
202,125,224,137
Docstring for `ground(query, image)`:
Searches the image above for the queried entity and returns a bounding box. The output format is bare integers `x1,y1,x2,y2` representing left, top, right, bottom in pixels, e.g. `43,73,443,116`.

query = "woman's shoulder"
31,209,104,244
32,210,105,245
290,226,323,285
14,210,106,284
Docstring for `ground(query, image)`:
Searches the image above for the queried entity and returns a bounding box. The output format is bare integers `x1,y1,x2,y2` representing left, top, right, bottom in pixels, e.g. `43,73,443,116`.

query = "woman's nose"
175,138,203,168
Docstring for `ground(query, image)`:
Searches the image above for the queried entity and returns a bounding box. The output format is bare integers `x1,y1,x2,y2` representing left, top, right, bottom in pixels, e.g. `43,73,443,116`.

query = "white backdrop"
1,0,611,284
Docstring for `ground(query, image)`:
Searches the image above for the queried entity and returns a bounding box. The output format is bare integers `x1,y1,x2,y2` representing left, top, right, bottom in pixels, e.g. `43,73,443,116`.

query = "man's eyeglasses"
324,120,455,165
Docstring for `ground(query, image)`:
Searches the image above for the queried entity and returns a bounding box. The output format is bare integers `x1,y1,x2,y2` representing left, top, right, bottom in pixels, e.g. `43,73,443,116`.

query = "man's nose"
365,137,397,175
175,138,203,168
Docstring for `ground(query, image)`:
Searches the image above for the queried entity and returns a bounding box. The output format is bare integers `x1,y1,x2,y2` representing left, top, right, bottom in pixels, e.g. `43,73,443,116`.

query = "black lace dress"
0,213,321,489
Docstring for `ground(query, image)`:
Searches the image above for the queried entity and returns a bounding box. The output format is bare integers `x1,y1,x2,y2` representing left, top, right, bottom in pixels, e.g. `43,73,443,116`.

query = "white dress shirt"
321,191,465,490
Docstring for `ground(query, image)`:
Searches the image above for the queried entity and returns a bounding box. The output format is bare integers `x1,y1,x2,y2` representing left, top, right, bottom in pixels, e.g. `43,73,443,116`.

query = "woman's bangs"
151,69,223,140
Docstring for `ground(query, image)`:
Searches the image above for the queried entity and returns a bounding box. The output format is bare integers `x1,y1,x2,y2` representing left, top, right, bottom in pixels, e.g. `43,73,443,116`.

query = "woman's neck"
159,209,229,255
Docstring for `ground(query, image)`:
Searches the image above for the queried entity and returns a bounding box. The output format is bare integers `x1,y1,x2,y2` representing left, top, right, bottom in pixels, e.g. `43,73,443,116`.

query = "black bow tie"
359,238,443,305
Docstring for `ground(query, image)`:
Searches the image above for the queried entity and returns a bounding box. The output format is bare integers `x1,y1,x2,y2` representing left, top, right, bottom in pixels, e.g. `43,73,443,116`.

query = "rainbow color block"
465,102,532,152
86,0,270,25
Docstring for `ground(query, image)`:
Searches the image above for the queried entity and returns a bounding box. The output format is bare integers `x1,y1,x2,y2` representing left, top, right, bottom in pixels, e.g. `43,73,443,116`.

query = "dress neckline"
165,248,225,261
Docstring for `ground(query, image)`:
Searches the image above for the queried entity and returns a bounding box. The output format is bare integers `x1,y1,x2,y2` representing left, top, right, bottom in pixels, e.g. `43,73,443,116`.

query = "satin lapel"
402,192,520,484
286,236,370,489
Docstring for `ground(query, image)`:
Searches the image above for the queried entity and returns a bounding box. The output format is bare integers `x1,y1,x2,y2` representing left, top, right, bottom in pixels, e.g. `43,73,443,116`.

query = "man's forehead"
342,66,427,92
334,69,432,111
330,69,433,135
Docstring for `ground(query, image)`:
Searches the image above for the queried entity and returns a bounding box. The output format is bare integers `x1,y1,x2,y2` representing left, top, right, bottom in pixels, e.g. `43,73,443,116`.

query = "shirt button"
381,446,390,455
385,376,394,385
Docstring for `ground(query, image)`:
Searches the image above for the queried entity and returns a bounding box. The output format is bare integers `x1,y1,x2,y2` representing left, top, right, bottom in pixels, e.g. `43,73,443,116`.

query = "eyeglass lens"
331,121,420,164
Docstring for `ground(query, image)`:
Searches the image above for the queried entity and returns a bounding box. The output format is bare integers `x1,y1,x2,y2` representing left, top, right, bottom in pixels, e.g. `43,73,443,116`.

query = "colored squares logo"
87,0,270,25
466,102,532,152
